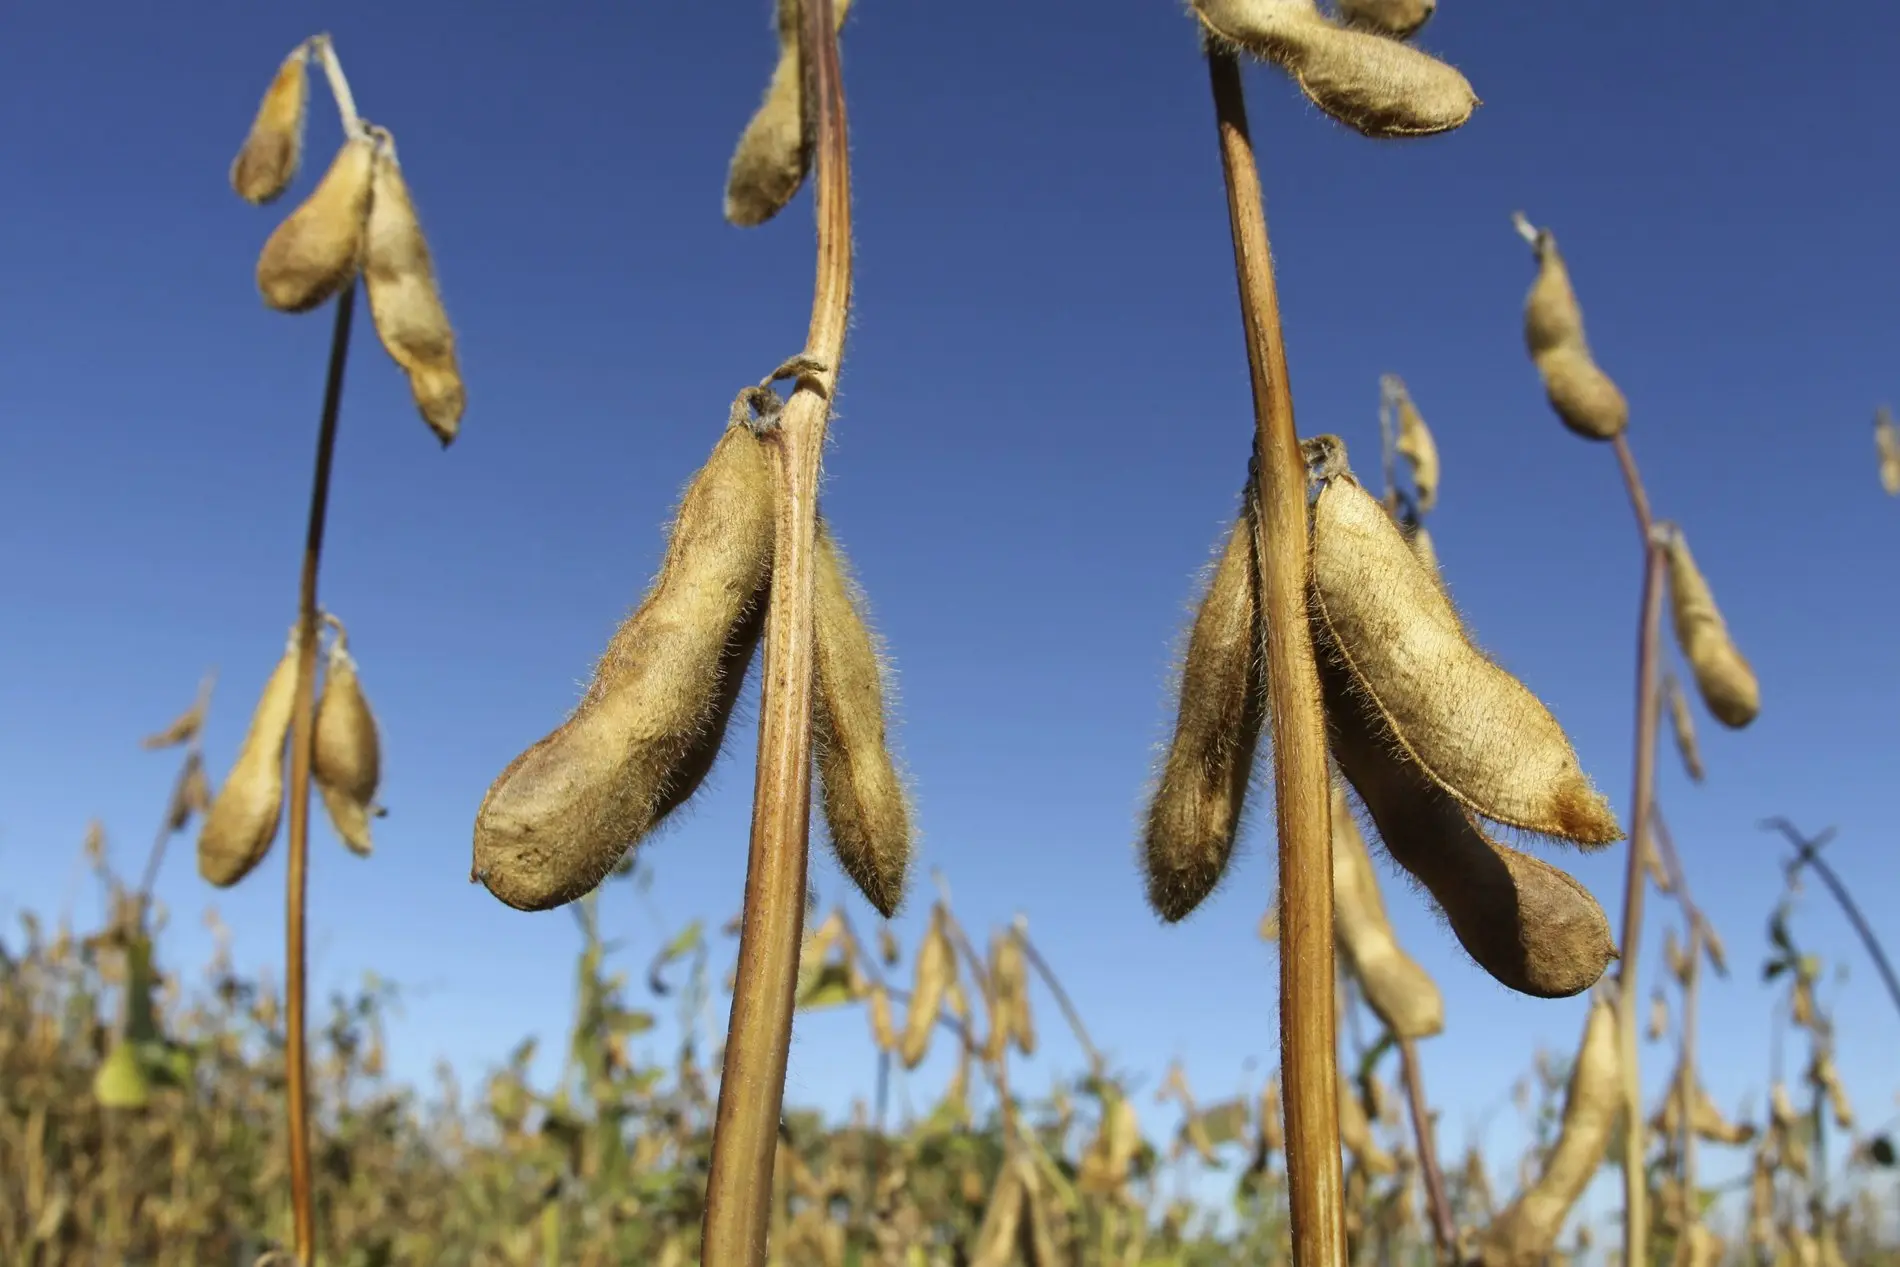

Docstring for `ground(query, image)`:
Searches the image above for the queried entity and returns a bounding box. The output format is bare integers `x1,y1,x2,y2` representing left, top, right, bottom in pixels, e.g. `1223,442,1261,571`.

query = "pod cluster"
1141,434,1622,1002
471,381,913,916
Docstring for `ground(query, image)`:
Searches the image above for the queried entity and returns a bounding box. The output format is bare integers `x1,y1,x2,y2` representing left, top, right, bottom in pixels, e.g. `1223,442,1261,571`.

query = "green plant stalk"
1205,44,1347,1266
699,0,853,1258
283,279,357,1267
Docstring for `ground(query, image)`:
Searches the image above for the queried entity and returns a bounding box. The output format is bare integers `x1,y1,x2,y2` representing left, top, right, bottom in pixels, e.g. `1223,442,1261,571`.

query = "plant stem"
1763,818,1900,1024
700,0,852,1257
1017,926,1103,1076
1616,528,1665,1267
1397,1038,1457,1263
1677,923,1700,1236
1205,45,1346,1267
284,280,357,1267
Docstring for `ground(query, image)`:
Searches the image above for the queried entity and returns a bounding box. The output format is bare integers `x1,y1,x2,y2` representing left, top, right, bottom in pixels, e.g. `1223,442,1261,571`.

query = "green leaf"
605,1007,655,1036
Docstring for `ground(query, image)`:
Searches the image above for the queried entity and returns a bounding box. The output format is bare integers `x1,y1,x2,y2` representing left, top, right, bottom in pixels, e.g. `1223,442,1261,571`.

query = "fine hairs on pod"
1305,438,1621,846
312,614,383,858
1318,642,1617,999
1335,0,1435,40
1661,524,1759,729
725,0,855,228
1140,497,1268,922
364,130,465,446
230,44,311,205
811,519,913,918
1191,0,1477,138
1330,781,1444,1039
1477,993,1621,1267
198,628,303,888
256,133,375,314
471,404,776,911
1515,213,1628,441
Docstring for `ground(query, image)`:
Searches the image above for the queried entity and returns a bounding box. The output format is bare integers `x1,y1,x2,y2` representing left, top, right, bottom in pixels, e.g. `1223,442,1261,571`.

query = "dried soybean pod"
1646,989,1668,1042
811,520,912,918
1336,0,1434,39
1876,406,1900,496
1690,1081,1755,1146
1534,345,1628,442
1813,1052,1854,1129
363,134,464,446
898,908,953,1069
1318,643,1616,998
1518,216,1585,358
1394,390,1440,512
1331,782,1444,1039
866,985,895,1053
1192,0,1477,138
1663,673,1705,783
472,417,775,911
1662,526,1759,729
1308,461,1620,845
724,0,855,227
312,618,382,857
256,134,375,314
1338,1076,1395,1175
1477,995,1620,1267
230,44,311,206
198,630,302,888
969,1160,1026,1267
1141,503,1268,922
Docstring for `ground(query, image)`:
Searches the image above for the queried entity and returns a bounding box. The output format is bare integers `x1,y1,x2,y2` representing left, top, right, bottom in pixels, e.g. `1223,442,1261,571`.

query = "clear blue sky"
2,0,1896,1237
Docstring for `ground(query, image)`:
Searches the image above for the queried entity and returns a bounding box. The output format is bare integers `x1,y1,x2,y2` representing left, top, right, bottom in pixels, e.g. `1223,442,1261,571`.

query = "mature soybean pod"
230,46,310,206
1309,467,1620,846
1394,391,1440,512
1141,503,1268,922
811,520,912,918
1662,527,1759,729
256,136,375,314
1521,227,1627,441
312,626,382,857
198,630,302,887
1318,642,1616,999
1478,995,1621,1266
471,422,774,910
1331,783,1444,1039
364,138,464,446
724,0,856,227
1337,0,1435,39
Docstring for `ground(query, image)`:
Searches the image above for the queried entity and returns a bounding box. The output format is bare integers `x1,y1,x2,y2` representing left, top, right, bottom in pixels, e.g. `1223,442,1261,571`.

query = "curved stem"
1206,45,1346,1267
701,0,852,1258
1764,818,1900,1024
1398,1038,1457,1263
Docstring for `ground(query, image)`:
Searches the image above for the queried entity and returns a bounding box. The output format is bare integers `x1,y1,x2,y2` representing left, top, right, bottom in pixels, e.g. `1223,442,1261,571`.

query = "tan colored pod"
364,136,464,447
1663,674,1704,783
811,520,912,918
472,421,774,911
724,0,855,227
406,358,467,448
312,621,382,857
1394,391,1440,512
1330,783,1444,1038
1320,646,1616,998
898,908,952,1070
1193,0,1477,138
1676,1225,1723,1267
866,984,895,1052
1142,504,1267,921
969,1159,1026,1267
230,45,311,206
198,630,302,887
1662,527,1758,729
1521,224,1586,357
1477,995,1620,1267
1876,406,1900,496
1338,1076,1396,1175
256,135,374,314
1646,989,1667,1041
1690,1081,1755,1146
1309,463,1620,846
1336,0,1434,39
1534,345,1628,441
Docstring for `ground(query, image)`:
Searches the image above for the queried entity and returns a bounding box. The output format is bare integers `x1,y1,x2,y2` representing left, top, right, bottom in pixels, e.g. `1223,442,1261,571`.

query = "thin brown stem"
1763,818,1900,1023
1016,928,1103,1076
1398,1038,1457,1264
1206,46,1346,1266
1676,924,1700,1237
700,0,852,1258
283,280,356,1267
136,674,216,906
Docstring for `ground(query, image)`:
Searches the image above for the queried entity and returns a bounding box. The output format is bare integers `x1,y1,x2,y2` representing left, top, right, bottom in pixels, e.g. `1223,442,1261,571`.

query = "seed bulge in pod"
1193,0,1477,138
312,621,382,857
1662,527,1758,729
1478,995,1620,1267
811,519,912,918
1394,390,1440,512
256,135,375,314
1336,0,1435,40
198,629,303,888
1534,345,1628,441
364,135,464,447
1309,460,1620,846
230,45,311,206
724,0,856,228
1330,782,1443,1039
1141,500,1268,922
472,418,775,911
1319,641,1616,998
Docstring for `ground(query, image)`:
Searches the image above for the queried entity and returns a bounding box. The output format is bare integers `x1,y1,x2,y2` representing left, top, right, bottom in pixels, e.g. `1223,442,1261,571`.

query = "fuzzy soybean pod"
1477,994,1621,1267
898,908,953,1070
1141,503,1268,922
811,520,912,918
1519,222,1628,441
471,417,775,911
256,134,375,314
725,0,855,228
312,620,382,857
364,135,465,446
1330,783,1444,1039
1308,460,1621,846
1319,646,1616,998
1662,526,1759,729
230,44,310,206
198,629,302,887
1192,0,1477,138
1394,391,1440,512
1337,0,1435,39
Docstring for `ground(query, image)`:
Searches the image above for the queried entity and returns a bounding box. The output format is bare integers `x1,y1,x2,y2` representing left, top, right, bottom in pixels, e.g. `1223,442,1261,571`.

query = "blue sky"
2,0,1897,1239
